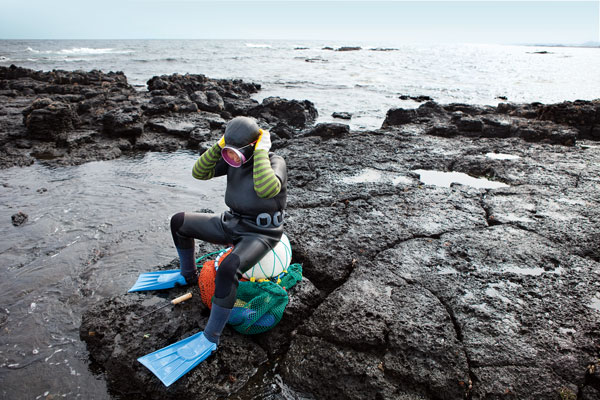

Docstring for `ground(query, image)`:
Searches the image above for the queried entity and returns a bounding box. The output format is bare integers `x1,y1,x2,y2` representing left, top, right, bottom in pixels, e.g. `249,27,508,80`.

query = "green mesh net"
229,264,302,335
197,249,303,335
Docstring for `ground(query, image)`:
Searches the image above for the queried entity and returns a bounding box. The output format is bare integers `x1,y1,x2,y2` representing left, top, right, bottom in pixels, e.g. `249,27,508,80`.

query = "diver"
135,116,287,386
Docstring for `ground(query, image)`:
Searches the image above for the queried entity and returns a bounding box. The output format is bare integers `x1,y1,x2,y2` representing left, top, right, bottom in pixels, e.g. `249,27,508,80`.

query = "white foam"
413,169,509,189
27,46,133,55
245,43,272,48
486,152,520,160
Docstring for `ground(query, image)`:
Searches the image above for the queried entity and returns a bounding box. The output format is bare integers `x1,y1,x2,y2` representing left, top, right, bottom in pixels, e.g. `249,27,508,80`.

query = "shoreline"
1,64,598,170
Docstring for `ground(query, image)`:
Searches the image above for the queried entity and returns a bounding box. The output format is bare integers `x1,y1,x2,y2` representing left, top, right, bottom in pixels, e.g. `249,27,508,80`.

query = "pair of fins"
130,269,214,386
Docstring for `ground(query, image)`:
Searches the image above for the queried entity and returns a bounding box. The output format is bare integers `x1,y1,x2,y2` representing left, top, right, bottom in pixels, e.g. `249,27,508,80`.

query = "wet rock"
146,118,196,136
78,117,600,399
336,46,362,51
455,116,484,133
23,99,80,140
304,122,350,140
81,259,318,399
142,95,199,115
191,90,225,113
80,285,269,400
399,94,434,102
284,268,470,399
385,101,580,145
382,107,419,126
269,122,296,140
134,131,186,152
11,211,28,226
222,97,259,117
248,96,318,128
102,108,143,137
332,111,352,120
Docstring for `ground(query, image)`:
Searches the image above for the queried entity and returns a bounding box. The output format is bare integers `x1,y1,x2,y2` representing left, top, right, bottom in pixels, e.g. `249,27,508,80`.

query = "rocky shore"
2,66,600,399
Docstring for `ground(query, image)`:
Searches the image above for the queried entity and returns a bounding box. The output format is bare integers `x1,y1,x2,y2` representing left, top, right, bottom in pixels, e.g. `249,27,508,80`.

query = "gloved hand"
217,135,226,149
254,129,271,152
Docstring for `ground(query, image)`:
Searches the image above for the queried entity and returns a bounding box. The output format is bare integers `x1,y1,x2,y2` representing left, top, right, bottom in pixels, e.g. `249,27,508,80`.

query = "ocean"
1,39,599,130
0,39,598,399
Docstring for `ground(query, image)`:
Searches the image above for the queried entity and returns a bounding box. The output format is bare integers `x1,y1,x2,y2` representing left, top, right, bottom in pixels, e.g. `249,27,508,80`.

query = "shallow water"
412,169,509,189
0,151,227,399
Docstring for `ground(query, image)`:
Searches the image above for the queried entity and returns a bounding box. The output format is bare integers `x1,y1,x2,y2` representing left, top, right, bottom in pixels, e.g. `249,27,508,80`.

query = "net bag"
196,246,302,335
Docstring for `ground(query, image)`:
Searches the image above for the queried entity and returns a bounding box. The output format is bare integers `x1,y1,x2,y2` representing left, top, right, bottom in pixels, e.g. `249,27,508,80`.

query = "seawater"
0,152,227,399
1,39,599,130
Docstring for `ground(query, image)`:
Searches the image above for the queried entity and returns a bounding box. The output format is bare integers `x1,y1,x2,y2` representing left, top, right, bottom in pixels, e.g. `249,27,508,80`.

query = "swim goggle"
221,142,256,168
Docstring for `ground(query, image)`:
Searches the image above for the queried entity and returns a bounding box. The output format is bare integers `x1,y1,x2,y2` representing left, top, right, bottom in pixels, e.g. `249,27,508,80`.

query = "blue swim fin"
128,269,187,292
138,331,217,387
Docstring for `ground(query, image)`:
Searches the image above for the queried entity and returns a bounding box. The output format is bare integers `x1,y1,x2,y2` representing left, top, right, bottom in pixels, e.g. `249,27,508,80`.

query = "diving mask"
221,142,255,168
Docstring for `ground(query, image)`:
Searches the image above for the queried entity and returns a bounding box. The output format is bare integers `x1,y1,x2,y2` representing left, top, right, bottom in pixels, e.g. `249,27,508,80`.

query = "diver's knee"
170,212,185,236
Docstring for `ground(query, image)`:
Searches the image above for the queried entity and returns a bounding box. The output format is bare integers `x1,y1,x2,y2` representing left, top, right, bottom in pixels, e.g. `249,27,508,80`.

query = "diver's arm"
252,130,282,199
192,142,222,180
253,149,282,198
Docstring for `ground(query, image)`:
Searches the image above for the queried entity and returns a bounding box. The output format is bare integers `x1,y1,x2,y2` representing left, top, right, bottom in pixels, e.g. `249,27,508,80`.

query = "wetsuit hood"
224,117,261,147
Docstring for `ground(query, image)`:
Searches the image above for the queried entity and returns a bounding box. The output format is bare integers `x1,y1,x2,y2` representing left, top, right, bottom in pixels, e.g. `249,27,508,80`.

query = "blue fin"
138,331,217,387
128,269,187,292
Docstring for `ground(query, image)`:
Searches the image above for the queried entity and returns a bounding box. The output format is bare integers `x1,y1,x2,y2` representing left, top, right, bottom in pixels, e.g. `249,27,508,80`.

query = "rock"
81,259,318,399
80,284,269,399
399,95,433,102
455,116,484,133
142,95,199,115
283,268,470,399
146,118,196,136
191,90,225,113
332,111,352,120
336,47,362,51
382,107,419,126
11,211,27,226
304,122,350,140
76,111,600,399
270,122,296,140
23,99,80,140
536,100,600,139
248,96,318,128
102,108,143,137
223,97,260,117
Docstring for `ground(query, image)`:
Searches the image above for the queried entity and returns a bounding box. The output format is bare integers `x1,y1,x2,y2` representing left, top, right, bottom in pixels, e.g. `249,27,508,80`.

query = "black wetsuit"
171,153,287,309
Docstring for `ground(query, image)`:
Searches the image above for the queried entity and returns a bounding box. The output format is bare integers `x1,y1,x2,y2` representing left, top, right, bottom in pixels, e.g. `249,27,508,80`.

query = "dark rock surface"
0,65,316,168
81,128,600,399
383,100,600,145
11,211,28,226
2,65,600,399
332,111,353,120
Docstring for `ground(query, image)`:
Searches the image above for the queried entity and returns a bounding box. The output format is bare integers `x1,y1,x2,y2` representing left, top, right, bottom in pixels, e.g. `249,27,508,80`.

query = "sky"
0,0,598,45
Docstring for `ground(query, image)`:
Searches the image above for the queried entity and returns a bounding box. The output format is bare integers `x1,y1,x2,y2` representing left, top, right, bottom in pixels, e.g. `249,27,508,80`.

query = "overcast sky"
0,1,598,45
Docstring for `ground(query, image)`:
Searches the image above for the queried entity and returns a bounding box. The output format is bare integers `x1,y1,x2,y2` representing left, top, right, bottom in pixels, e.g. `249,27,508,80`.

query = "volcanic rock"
248,96,318,128
332,111,353,120
11,211,28,226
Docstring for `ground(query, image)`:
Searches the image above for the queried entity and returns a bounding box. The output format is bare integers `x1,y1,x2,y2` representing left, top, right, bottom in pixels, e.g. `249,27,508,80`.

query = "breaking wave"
27,47,134,55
